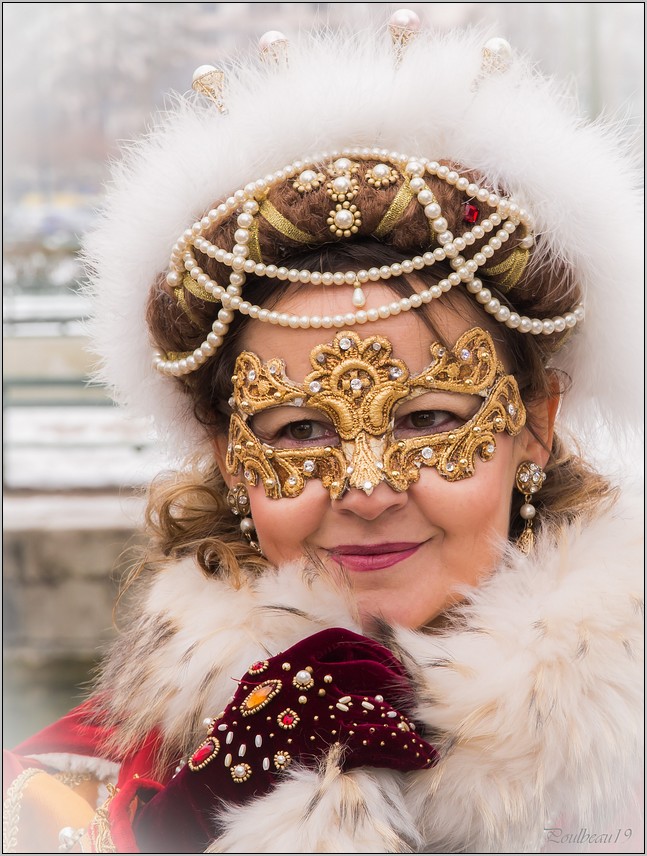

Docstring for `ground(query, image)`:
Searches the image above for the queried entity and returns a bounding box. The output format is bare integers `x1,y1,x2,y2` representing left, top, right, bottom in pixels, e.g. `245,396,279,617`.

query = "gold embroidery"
2,768,45,853
53,771,95,790
384,373,525,485
81,785,118,853
226,328,526,497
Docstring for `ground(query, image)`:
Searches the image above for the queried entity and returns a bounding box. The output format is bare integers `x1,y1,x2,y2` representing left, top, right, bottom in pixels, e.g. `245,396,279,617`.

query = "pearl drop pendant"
352,286,367,307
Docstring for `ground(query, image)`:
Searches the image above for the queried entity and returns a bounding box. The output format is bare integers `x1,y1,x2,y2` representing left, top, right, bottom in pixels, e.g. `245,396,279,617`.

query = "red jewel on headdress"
463,203,480,224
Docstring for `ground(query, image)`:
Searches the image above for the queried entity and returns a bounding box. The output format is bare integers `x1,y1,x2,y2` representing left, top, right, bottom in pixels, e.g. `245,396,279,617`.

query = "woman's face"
217,283,551,630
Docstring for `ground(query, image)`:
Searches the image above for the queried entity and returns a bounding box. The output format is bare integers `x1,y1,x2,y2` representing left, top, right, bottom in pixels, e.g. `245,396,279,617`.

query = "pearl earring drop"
515,462,546,553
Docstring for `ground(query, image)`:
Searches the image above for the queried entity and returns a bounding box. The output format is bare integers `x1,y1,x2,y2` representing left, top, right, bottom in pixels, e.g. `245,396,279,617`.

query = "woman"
3,13,643,853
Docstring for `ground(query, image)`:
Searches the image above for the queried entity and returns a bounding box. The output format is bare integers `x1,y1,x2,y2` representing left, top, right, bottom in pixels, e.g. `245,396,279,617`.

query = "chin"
357,599,438,632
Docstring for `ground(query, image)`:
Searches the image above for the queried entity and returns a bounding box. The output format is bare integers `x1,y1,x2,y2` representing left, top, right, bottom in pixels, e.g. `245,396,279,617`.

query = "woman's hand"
126,627,438,852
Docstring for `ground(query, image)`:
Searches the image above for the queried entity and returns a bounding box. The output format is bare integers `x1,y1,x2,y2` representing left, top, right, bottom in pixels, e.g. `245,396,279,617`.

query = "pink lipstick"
330,542,422,572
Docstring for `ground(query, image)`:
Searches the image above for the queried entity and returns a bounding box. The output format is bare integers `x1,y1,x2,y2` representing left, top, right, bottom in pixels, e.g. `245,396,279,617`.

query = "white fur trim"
208,760,420,853
83,25,643,459
25,753,119,784
99,494,642,851
397,494,644,851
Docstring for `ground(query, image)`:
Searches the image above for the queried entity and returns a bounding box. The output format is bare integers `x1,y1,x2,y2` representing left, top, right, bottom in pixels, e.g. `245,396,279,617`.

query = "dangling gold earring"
515,462,546,554
226,483,262,554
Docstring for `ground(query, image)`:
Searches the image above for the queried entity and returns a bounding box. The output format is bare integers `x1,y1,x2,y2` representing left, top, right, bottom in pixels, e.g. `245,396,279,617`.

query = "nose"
333,480,408,521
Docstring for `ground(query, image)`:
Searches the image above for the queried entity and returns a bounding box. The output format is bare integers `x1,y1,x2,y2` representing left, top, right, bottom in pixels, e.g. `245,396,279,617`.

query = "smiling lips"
330,542,423,572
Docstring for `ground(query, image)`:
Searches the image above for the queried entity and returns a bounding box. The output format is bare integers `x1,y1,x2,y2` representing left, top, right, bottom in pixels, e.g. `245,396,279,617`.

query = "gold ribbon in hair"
481,246,530,293
259,199,317,244
182,273,219,302
373,179,415,238
247,216,263,263
164,349,194,360
174,273,218,326
173,287,203,326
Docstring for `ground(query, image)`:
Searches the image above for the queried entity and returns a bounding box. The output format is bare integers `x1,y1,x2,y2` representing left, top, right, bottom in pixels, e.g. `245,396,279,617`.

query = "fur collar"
97,494,643,850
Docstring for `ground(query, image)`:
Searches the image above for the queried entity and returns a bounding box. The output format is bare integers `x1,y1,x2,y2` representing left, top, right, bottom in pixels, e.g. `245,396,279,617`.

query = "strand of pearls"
153,148,584,377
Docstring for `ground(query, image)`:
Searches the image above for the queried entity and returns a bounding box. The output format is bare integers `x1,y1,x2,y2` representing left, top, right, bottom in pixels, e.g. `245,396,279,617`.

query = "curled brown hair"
135,160,615,589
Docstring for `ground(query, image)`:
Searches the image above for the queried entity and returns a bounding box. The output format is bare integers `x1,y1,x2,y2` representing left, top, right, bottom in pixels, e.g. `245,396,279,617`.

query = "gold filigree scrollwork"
302,333,410,437
410,327,499,395
226,328,527,498
384,374,526,487
226,414,282,497
268,444,347,499
232,353,305,415
302,332,410,493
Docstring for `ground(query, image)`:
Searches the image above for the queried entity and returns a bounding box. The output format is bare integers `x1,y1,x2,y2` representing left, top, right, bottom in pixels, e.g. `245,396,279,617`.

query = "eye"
394,409,463,438
249,409,340,448
410,411,449,429
286,420,329,442
273,419,340,447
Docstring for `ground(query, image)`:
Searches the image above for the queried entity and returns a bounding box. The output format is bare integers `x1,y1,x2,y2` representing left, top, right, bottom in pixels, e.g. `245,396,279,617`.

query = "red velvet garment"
4,629,439,853
132,628,439,853
5,699,166,791
4,700,116,800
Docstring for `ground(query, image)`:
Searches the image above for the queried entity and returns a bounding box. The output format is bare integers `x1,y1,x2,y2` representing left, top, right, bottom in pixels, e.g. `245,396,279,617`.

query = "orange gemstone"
241,679,281,715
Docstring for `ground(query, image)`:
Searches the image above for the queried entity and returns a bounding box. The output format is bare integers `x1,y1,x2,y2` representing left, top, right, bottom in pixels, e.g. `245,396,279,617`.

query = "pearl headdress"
84,11,643,455
156,146,584,378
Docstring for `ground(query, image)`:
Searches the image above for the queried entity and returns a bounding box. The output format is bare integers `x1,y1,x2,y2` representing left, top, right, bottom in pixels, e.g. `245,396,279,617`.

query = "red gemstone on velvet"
191,739,217,766
463,203,479,224
281,713,295,726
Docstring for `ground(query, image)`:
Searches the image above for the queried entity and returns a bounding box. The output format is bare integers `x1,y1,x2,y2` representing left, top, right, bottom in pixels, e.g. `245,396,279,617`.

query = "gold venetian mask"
225,327,526,499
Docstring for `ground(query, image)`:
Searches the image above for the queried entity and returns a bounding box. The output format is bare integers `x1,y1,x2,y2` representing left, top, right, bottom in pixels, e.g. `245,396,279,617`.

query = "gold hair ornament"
225,327,526,498
154,147,584,379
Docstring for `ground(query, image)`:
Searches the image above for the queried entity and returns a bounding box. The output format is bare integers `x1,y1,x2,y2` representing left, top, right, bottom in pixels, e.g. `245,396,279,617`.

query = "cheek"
248,481,329,563
415,441,518,541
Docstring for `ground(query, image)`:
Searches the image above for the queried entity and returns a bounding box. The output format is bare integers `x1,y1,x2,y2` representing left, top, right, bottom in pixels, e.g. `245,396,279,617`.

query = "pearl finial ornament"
389,8,421,35
192,65,217,83
259,30,289,66
389,9,421,62
191,65,226,112
481,37,513,75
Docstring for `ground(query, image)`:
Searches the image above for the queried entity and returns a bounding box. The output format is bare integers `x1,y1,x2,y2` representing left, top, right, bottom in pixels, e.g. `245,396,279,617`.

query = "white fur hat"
83,20,643,462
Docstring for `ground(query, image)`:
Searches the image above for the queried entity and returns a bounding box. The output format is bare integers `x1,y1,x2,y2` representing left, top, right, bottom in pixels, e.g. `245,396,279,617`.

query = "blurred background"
2,2,644,746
